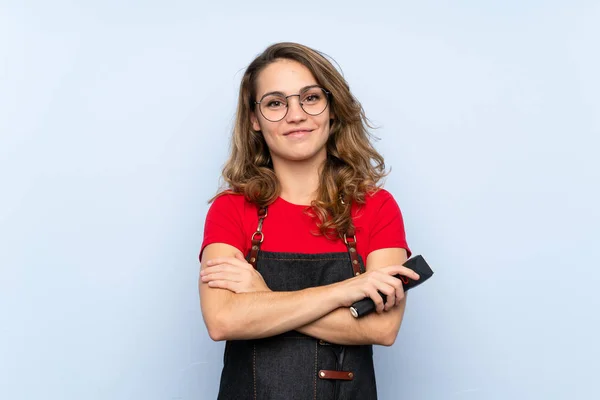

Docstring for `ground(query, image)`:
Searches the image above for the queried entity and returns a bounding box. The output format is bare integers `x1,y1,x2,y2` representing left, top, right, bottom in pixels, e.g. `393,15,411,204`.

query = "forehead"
256,59,318,97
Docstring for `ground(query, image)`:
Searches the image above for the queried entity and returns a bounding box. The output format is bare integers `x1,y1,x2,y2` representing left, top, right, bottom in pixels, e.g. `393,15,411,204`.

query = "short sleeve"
199,194,246,261
367,190,412,258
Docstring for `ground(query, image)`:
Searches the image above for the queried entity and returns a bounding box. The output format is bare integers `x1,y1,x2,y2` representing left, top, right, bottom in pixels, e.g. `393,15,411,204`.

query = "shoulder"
211,191,247,206
204,192,255,230
208,191,251,214
352,187,404,230
356,187,406,233
366,187,395,204
361,188,400,214
201,192,253,260
358,188,411,257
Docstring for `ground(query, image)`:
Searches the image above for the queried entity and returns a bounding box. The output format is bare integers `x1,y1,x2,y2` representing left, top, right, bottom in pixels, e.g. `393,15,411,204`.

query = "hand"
200,253,271,294
333,265,420,313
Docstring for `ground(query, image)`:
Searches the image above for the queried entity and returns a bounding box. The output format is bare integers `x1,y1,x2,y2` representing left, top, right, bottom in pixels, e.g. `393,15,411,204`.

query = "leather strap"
318,370,354,381
249,205,360,275
343,226,362,276
248,207,267,269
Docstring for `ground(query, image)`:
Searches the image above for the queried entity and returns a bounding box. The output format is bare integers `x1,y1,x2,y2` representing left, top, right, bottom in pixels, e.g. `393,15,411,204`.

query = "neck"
272,156,325,206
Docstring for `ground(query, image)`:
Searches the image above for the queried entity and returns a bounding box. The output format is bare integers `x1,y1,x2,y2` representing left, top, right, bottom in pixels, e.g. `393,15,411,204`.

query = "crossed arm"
198,243,410,346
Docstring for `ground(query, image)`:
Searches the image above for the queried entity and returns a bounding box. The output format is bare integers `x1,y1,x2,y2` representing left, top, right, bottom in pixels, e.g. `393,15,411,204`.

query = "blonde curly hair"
215,42,387,238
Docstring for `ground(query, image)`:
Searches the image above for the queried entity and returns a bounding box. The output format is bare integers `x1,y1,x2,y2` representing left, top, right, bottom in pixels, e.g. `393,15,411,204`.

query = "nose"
285,95,306,123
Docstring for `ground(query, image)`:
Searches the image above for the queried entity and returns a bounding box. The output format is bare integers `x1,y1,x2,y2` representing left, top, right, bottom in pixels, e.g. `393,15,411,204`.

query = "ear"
250,112,261,132
328,107,336,125
329,111,336,132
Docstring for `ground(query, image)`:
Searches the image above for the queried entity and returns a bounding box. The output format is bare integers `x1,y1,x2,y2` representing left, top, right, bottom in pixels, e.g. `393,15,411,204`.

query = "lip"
283,129,313,136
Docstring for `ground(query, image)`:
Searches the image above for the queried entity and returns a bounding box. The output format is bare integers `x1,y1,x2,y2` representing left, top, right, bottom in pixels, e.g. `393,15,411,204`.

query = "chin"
271,141,328,164
285,147,327,162
282,153,316,162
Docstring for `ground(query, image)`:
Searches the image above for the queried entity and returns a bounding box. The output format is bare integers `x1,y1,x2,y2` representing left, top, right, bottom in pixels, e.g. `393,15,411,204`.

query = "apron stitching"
313,340,318,400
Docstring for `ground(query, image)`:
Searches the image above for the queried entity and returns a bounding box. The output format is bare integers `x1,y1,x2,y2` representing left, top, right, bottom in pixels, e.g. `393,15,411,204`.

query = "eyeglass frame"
253,85,331,122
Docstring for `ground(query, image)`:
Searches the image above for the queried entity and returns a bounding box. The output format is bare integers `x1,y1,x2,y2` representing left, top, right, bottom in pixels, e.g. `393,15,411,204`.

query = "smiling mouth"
284,130,312,136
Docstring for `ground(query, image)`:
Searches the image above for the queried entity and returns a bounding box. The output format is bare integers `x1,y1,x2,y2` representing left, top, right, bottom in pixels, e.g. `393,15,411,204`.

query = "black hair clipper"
349,255,434,318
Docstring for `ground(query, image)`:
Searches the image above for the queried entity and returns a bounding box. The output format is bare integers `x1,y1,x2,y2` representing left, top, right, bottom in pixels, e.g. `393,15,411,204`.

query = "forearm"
200,245,412,343
296,298,407,346
204,285,341,341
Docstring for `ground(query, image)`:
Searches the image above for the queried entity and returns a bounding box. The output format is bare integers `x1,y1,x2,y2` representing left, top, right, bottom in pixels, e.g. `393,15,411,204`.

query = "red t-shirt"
200,188,411,264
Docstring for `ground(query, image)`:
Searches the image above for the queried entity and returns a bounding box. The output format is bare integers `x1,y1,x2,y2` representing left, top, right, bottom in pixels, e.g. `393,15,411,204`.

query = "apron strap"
248,206,267,269
343,226,362,276
248,205,361,275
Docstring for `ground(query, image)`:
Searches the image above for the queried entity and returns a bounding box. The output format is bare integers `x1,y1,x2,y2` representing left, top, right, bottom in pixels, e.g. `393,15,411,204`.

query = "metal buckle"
343,234,356,245
252,231,264,243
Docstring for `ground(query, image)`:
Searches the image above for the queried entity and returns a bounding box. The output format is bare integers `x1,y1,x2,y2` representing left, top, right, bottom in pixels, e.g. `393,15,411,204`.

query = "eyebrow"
259,84,321,100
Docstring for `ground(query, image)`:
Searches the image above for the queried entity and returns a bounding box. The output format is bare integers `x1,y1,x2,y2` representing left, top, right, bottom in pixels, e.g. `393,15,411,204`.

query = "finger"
207,256,252,269
202,266,244,279
201,271,241,283
397,266,420,280
372,273,404,308
201,264,244,276
396,289,406,306
205,257,239,267
364,272,392,309
208,280,243,293
393,278,405,305
384,265,420,281
373,282,396,311
381,273,405,304
394,281,405,305
364,287,385,313
207,280,236,291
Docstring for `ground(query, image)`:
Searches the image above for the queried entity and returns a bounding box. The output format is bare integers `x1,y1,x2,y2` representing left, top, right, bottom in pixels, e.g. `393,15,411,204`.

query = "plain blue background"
1,1,599,399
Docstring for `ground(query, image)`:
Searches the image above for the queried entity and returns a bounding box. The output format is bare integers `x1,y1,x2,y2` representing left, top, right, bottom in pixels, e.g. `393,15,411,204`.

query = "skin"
251,59,335,205
199,59,418,346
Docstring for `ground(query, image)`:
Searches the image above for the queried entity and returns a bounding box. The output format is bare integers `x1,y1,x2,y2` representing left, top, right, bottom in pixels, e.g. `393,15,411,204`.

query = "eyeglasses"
254,86,330,122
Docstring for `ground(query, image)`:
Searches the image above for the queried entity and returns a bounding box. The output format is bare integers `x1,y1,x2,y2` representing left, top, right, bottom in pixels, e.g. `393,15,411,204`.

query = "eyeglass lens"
259,87,328,122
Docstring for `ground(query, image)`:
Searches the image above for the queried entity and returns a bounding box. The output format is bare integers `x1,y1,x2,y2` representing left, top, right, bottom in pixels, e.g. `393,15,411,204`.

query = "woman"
198,42,419,400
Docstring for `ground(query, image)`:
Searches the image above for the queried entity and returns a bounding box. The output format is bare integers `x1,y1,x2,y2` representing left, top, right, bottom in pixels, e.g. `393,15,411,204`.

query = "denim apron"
216,207,378,400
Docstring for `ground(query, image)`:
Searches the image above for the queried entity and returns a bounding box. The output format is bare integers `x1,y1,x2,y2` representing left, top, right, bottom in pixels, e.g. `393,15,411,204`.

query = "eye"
263,95,286,109
302,92,322,104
